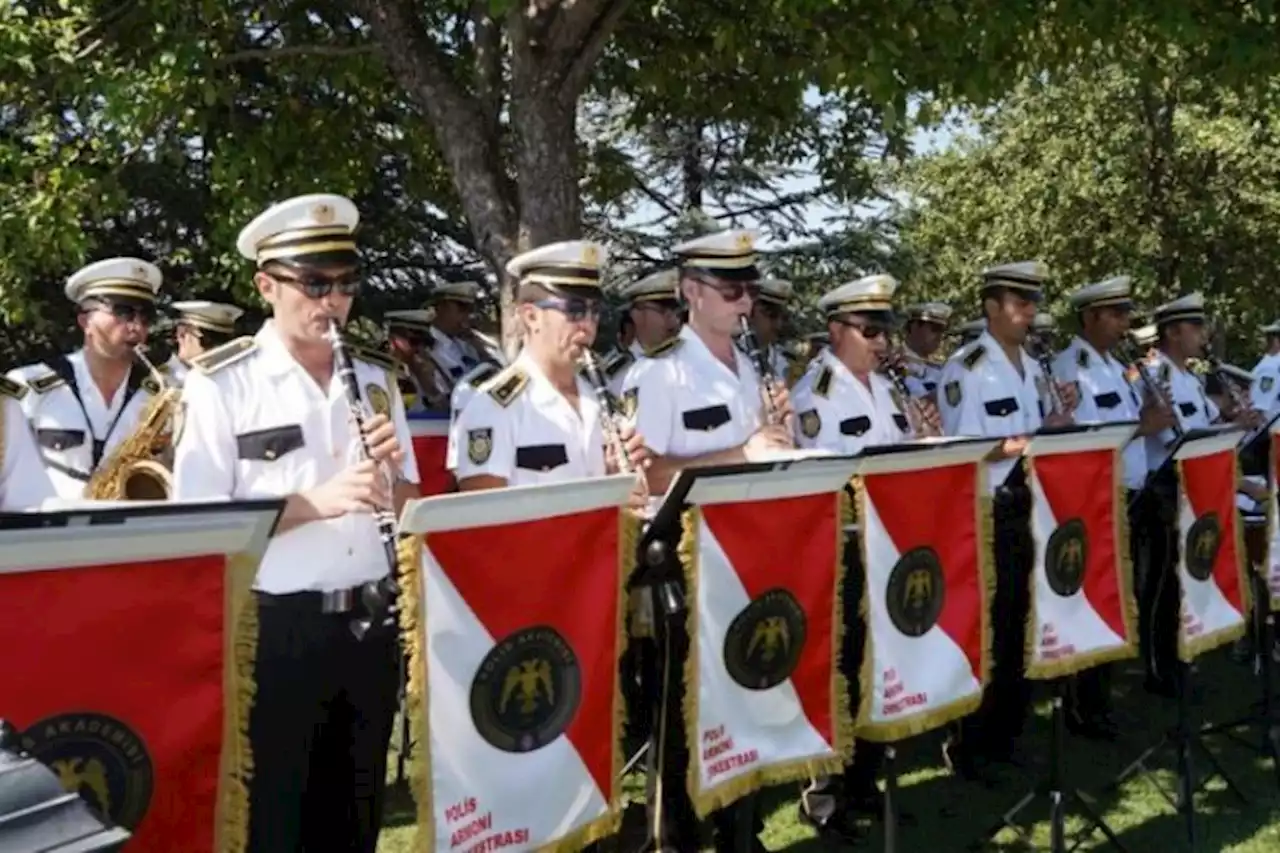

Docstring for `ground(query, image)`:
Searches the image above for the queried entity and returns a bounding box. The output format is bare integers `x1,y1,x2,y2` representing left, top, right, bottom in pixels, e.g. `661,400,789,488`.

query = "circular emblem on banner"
723,588,808,691
1045,517,1088,597
470,626,581,753
886,547,945,637
18,712,154,830
1185,512,1222,582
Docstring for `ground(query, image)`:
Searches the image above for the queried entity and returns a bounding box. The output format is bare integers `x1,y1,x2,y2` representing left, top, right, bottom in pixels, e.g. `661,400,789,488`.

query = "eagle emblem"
500,659,554,715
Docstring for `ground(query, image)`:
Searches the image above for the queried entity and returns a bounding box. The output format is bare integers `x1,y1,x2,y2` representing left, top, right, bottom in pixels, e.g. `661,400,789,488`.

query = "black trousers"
958,489,1034,757
799,531,884,824
247,594,400,853
1135,487,1180,687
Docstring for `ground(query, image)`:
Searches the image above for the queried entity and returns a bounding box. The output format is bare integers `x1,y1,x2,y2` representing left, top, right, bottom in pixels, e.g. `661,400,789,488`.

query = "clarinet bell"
350,577,402,640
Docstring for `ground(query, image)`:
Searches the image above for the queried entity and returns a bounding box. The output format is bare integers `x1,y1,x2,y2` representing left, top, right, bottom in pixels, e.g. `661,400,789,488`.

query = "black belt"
255,585,369,615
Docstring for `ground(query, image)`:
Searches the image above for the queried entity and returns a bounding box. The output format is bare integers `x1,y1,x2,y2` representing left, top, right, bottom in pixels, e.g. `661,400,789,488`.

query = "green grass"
378,647,1280,851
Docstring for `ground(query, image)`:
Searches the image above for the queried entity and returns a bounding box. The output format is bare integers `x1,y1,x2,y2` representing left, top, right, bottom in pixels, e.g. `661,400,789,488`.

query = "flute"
737,314,782,425
325,317,403,639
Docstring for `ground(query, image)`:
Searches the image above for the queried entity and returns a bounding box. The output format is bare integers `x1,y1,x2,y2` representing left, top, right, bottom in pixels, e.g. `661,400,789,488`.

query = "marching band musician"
621,228,793,853
448,239,649,491
1249,320,1280,416
0,379,56,509
953,317,986,347
427,280,489,379
173,193,419,853
751,276,794,379
937,261,1078,778
604,268,683,395
165,300,245,385
384,309,453,412
5,258,165,499
1053,276,1177,737
1138,293,1264,695
900,301,952,398
791,274,937,842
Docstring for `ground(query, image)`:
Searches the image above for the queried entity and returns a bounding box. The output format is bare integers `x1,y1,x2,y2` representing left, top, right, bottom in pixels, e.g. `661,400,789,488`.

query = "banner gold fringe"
394,533,433,853
679,506,849,818
1176,458,1251,662
854,467,991,743
832,489,855,762
216,553,259,853
543,509,637,853
1022,454,1139,682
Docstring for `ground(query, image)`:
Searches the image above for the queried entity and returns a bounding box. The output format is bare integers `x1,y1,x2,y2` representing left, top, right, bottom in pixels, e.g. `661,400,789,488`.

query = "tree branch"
471,0,503,129
560,0,633,100
216,44,376,64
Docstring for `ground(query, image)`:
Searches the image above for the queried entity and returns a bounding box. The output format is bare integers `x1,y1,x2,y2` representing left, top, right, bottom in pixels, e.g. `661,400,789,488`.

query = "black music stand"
976,422,1134,853
1103,427,1248,852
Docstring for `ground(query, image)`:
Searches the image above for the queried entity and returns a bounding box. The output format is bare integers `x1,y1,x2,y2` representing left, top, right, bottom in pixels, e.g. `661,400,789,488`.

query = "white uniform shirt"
449,352,605,486
445,361,505,470
1250,352,1280,416
164,354,190,386
6,351,160,498
172,320,419,594
622,324,766,461
1055,336,1147,490
1142,352,1218,472
605,342,645,397
1,392,56,510
938,330,1047,492
792,349,909,453
902,348,943,399
431,328,483,383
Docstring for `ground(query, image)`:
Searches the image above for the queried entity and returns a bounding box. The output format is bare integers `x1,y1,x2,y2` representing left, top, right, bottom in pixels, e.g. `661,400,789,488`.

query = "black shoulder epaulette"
350,344,396,371
962,345,986,371
1076,348,1089,369
192,336,257,374
0,375,27,400
814,365,834,398
644,337,682,358
604,350,633,378
483,364,529,408
459,361,500,388
29,371,66,394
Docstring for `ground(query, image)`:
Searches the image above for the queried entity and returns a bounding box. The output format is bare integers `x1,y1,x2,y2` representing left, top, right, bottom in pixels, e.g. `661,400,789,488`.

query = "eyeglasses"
270,270,362,299
532,297,603,322
698,278,760,303
97,302,156,324
834,318,887,340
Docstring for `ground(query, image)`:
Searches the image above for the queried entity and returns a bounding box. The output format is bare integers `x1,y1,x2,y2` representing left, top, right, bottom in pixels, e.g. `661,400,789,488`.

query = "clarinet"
737,314,782,425
578,349,635,474
1117,340,1184,440
1029,331,1066,414
879,350,937,437
325,317,403,640
1203,353,1251,420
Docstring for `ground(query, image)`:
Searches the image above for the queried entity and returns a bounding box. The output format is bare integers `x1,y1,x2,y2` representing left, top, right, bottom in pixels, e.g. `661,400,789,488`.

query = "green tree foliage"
894,57,1280,361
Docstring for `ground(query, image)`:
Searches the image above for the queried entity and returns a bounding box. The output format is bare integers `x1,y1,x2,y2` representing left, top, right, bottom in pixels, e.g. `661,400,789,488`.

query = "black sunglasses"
270,270,362,299
532,297,603,322
834,318,887,340
698,278,761,303
96,302,157,324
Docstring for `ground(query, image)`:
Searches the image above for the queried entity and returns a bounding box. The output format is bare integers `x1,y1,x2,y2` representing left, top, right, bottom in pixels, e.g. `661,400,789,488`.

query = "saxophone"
84,345,181,501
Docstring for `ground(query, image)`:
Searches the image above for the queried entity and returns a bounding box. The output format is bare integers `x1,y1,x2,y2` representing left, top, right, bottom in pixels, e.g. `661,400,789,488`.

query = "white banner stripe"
1177,495,1245,654
1027,470,1125,674
860,494,981,733
423,547,607,851
693,521,831,797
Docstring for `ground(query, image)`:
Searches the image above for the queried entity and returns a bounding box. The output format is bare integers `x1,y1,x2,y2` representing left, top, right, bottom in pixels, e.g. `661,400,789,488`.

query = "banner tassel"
977,490,997,688
832,488,856,761
221,553,258,853
394,533,433,853
1115,452,1140,650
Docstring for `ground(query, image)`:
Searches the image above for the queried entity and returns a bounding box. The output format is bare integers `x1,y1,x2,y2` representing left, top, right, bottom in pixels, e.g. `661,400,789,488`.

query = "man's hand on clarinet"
361,413,407,471
1055,381,1079,413
915,399,943,436
305,461,391,518
605,425,653,476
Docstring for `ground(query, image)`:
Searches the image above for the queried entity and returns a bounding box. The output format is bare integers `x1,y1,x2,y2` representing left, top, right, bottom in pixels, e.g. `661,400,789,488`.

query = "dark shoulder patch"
350,344,395,371
962,345,986,371
604,350,634,378
814,365,834,399
0,375,27,400
459,361,500,388
192,336,257,375
1076,348,1089,369
644,336,682,358
483,364,529,408
29,371,66,394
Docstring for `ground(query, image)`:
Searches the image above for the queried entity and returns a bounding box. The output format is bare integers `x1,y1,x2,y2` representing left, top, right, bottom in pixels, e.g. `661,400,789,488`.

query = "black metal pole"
1049,684,1067,853
1176,662,1196,851
883,745,898,853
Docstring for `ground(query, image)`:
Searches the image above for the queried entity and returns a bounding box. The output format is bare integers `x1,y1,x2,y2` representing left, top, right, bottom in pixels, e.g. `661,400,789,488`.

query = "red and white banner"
679,458,859,816
409,412,454,497
399,476,634,853
853,440,993,741
1025,425,1138,678
1176,430,1250,660
0,503,277,852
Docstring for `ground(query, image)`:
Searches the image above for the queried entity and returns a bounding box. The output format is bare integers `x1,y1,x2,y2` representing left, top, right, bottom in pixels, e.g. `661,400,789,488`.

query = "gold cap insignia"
313,203,335,225
582,244,600,266
735,232,753,250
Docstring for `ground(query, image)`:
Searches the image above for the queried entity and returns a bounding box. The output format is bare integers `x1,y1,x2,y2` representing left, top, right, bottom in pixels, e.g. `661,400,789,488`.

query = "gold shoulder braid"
484,364,529,408
29,371,66,394
962,345,986,371
0,375,27,401
644,336,682,358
